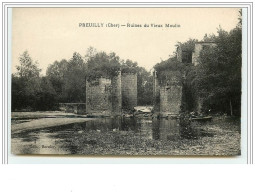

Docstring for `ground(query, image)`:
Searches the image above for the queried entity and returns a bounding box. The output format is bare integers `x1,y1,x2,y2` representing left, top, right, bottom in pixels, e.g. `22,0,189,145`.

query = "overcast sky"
12,8,240,75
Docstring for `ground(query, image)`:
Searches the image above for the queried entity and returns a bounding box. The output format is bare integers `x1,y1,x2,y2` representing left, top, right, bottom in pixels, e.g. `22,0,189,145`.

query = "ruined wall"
192,42,217,66
153,70,182,116
86,78,113,115
160,84,182,115
177,46,192,63
111,72,122,115
153,70,160,112
86,73,122,115
121,73,137,110
176,46,182,62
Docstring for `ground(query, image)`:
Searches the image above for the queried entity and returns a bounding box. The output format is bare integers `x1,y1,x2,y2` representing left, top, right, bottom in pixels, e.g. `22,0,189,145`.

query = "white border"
2,2,252,164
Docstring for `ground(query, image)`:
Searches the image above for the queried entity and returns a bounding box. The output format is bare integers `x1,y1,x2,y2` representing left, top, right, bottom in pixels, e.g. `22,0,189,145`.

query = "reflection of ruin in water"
11,117,209,155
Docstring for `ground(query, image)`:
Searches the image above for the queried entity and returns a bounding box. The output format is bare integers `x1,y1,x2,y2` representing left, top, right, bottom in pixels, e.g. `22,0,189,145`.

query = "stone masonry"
86,77,113,115
121,73,138,110
153,70,182,116
86,72,137,115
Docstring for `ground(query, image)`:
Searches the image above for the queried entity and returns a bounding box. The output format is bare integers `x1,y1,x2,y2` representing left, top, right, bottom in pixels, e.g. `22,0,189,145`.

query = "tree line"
12,47,153,111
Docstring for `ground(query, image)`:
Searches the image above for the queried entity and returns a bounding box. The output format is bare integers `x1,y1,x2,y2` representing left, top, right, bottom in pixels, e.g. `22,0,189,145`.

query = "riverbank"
11,111,95,133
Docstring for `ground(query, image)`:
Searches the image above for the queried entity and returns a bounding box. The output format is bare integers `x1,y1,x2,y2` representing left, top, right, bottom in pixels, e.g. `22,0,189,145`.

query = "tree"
47,53,88,103
86,51,121,81
136,67,153,105
12,51,42,111
62,52,87,102
193,26,242,115
16,51,41,79
46,59,68,99
36,77,57,111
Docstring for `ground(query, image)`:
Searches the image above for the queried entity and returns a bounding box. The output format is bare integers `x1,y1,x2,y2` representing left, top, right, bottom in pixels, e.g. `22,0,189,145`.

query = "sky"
12,8,240,75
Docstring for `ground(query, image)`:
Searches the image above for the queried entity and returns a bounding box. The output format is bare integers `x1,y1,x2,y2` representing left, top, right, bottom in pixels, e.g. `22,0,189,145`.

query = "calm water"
11,117,210,155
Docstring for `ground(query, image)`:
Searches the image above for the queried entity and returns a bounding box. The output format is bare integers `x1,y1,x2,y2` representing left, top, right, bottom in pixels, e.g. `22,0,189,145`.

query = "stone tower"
153,70,160,113
153,70,182,116
111,71,122,115
121,73,137,110
86,72,122,115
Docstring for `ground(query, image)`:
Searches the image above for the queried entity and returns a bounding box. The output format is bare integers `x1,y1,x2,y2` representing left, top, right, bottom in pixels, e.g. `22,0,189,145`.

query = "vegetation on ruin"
154,10,242,116
154,57,185,85
176,38,198,53
86,51,121,81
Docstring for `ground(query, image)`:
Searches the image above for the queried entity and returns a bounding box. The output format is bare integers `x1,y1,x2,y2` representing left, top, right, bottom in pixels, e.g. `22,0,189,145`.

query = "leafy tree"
12,51,42,111
36,77,57,110
86,51,121,81
11,74,26,111
121,59,138,74
84,46,97,62
136,67,153,105
16,51,41,79
154,56,184,85
192,26,242,115
62,52,87,102
46,59,68,99
175,39,198,54
47,52,88,103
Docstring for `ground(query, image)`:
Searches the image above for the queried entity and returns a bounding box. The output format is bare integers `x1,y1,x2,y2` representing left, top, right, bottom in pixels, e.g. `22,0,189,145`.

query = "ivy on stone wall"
154,57,185,85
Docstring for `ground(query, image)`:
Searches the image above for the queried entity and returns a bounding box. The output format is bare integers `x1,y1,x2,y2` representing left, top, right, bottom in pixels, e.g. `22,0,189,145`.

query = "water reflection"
12,117,212,155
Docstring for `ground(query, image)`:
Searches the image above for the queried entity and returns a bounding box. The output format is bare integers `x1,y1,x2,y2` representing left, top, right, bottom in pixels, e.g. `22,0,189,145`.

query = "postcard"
11,7,242,156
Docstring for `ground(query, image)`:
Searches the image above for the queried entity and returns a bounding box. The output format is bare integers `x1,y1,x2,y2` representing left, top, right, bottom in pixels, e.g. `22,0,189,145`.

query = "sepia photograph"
11,7,242,156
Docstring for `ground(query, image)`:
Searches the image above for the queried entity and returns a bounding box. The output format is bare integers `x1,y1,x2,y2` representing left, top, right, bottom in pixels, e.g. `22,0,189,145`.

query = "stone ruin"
85,72,137,116
153,70,183,116
153,41,216,116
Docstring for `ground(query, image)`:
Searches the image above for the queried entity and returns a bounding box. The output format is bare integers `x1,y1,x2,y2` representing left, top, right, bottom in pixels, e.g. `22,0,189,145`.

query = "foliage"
46,52,87,103
16,51,41,79
36,77,58,110
46,59,68,100
121,59,138,74
191,26,242,115
136,67,153,105
86,52,121,81
154,56,184,85
12,74,57,111
62,52,87,102
12,52,45,111
175,39,198,53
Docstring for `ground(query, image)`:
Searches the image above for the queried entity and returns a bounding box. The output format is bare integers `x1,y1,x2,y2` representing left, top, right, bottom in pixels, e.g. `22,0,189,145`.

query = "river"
11,117,221,155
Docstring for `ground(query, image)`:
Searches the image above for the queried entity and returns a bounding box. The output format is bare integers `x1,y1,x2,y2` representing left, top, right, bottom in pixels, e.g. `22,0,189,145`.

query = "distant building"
192,42,217,66
177,41,216,66
176,46,192,63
